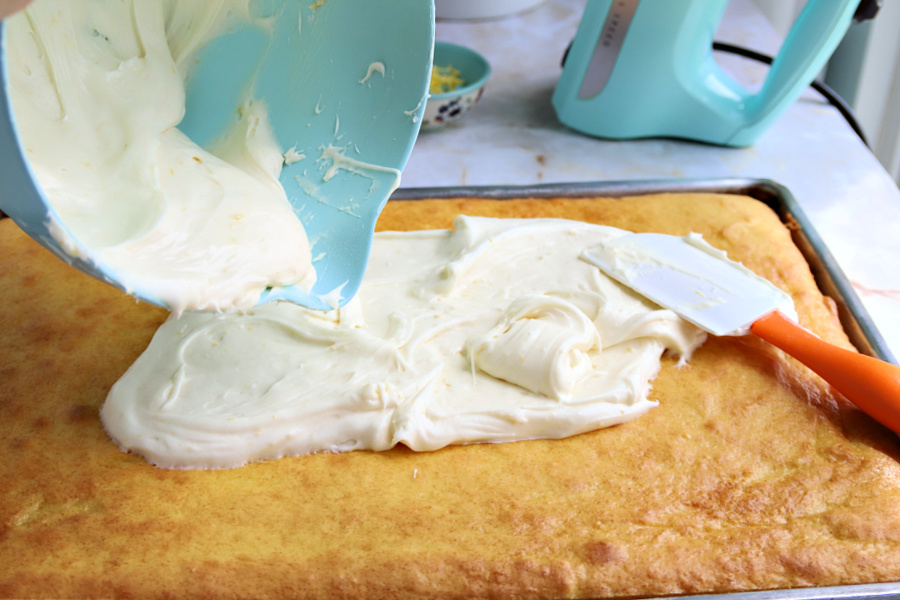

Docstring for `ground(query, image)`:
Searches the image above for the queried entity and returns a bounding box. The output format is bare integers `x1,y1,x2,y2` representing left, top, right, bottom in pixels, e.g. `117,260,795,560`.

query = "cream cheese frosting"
6,0,314,313
102,216,707,469
8,1,706,470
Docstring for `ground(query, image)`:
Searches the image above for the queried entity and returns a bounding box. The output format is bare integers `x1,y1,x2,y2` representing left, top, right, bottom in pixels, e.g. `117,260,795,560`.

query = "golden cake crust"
2,193,900,599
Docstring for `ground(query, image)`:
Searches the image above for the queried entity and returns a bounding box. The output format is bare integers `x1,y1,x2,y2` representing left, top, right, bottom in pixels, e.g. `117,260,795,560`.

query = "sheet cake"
2,193,900,599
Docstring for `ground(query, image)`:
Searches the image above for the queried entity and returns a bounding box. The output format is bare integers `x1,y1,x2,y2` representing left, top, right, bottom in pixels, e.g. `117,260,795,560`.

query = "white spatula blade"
582,232,797,337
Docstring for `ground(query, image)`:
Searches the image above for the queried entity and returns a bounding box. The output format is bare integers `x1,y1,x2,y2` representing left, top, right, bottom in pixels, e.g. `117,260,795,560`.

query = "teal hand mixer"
553,0,860,146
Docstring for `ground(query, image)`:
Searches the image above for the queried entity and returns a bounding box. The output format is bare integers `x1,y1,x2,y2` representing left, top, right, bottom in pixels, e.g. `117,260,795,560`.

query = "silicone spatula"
581,232,900,434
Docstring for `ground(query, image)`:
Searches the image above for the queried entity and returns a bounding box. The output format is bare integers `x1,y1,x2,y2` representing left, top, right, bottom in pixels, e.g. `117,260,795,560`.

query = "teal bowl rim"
429,40,491,101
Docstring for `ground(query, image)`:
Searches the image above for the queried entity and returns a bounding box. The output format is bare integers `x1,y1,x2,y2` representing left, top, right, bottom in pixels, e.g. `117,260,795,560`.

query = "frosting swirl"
102,216,706,469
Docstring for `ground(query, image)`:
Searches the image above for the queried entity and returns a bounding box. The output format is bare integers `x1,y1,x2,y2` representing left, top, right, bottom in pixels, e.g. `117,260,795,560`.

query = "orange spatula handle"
750,310,900,434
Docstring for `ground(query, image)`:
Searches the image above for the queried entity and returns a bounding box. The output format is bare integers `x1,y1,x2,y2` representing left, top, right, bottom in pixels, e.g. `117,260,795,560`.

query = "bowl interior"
180,1,434,305
431,41,491,99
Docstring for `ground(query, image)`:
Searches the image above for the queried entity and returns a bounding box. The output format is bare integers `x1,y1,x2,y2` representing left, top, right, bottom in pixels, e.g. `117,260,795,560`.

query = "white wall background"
753,0,900,185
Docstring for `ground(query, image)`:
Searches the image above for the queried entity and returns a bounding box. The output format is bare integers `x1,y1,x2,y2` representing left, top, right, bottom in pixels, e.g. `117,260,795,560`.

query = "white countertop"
400,0,900,361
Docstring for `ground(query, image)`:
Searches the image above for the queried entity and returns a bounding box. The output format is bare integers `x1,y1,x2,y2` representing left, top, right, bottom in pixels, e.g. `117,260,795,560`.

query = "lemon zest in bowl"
430,65,466,94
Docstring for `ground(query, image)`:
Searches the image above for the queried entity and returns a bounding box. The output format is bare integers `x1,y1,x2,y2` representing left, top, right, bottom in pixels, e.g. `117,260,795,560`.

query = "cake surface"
2,193,900,599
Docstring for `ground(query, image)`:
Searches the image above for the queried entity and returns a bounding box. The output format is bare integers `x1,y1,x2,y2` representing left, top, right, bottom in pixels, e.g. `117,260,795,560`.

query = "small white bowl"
422,41,491,131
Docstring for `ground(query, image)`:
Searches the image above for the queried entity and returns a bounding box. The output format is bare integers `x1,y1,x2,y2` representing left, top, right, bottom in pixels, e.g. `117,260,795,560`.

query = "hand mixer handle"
746,0,858,123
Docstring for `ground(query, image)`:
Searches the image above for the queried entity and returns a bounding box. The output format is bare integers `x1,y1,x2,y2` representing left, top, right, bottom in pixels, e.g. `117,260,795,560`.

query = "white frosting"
359,61,386,85
7,2,707,471
6,1,314,313
102,216,706,469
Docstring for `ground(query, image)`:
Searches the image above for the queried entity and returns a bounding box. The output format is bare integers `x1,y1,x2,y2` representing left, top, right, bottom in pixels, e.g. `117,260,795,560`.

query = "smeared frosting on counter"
6,0,314,313
102,216,706,469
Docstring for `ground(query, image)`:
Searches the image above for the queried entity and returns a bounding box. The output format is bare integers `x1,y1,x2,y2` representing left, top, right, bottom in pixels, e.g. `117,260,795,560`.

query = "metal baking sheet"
2,180,897,599
392,177,900,600
392,177,896,367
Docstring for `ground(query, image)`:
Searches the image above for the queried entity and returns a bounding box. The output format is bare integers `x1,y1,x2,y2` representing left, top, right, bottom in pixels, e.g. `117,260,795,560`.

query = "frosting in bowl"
6,0,314,313
102,216,706,469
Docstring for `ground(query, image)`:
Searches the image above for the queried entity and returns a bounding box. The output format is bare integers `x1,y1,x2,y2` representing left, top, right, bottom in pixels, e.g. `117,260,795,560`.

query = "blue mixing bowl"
0,1,434,310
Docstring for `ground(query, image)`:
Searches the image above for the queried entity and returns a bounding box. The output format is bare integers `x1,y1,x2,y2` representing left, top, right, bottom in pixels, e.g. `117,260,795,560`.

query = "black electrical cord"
712,41,869,148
